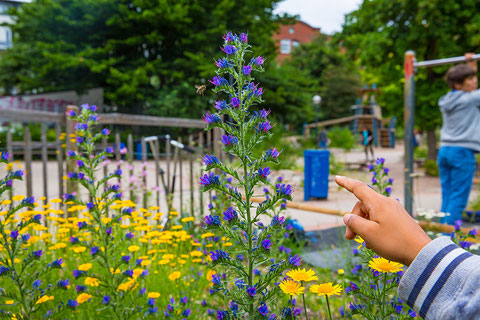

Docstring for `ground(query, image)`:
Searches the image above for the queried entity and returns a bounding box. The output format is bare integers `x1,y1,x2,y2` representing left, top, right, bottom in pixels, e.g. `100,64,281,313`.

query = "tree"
285,35,361,121
0,0,290,118
338,0,480,159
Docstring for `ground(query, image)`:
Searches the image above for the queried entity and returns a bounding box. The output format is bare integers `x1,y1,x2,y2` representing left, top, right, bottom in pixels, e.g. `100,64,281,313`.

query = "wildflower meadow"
0,31,478,320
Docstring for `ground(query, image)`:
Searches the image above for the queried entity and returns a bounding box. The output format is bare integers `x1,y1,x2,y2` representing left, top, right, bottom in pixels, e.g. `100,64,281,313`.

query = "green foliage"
414,146,428,159
338,0,480,131
424,159,439,176
0,0,289,116
327,126,357,151
285,35,361,121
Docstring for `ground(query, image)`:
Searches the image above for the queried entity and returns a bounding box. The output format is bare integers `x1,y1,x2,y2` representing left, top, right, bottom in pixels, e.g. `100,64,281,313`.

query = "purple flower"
384,168,389,174
258,121,272,132
78,221,87,229
247,286,256,297
211,274,221,286
209,76,229,86
77,160,84,167
57,279,69,288
223,32,235,42
67,299,78,309
231,97,240,107
10,230,18,239
1,152,10,160
22,197,35,205
242,65,252,75
33,279,41,288
210,250,230,262
181,296,188,304
214,100,229,110
51,258,63,267
106,227,112,236
105,146,114,153
469,229,477,236
76,137,84,144
271,215,285,226
288,254,301,266
103,296,110,304
276,184,293,197
215,58,231,69
254,87,264,96
376,158,385,165
33,250,43,258
221,135,238,146
199,172,221,186
203,154,220,166
454,220,462,231
388,177,394,184
6,180,12,187
258,167,270,178
183,309,191,317
240,33,248,42
262,239,272,250
89,115,98,122
460,241,472,249
258,302,268,316
217,310,227,320
222,45,237,55
223,207,237,222
101,128,110,135
13,170,23,177
124,269,134,277
265,148,279,159
385,187,392,195
86,202,94,210
90,246,100,256
372,177,378,184
367,164,374,171
22,234,30,242
67,150,76,157
122,255,131,263
66,110,77,117
203,112,221,124
251,56,265,66
350,282,359,291
205,215,222,226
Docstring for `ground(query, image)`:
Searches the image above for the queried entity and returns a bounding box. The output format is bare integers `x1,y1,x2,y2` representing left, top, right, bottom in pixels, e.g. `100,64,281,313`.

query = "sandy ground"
2,143,478,231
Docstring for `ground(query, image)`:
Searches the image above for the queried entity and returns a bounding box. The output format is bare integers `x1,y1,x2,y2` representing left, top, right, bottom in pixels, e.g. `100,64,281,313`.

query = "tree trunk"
426,130,437,160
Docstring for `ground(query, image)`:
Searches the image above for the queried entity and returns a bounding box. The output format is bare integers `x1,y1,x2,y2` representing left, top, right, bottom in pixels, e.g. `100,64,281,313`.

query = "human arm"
465,52,477,72
335,176,480,319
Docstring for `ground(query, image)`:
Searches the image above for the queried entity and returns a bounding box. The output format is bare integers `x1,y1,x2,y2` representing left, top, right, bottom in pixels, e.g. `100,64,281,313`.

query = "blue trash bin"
304,150,330,201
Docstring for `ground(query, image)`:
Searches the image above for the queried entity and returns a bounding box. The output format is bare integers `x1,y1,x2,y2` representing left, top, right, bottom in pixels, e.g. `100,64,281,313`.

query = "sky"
274,0,363,35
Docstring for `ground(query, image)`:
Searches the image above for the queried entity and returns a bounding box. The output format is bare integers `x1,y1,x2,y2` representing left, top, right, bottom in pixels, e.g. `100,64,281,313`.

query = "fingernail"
343,213,351,224
335,175,345,180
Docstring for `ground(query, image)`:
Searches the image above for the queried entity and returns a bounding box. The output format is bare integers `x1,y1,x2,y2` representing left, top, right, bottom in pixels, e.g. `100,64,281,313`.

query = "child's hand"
335,176,431,266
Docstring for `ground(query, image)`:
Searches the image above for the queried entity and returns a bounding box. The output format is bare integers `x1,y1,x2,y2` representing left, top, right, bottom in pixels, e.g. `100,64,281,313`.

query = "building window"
0,4,8,14
280,39,291,54
292,40,300,48
289,27,294,34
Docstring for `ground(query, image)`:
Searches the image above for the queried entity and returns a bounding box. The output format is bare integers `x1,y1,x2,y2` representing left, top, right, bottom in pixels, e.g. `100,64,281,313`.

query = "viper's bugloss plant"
201,32,298,319
66,105,141,319
0,153,63,319
344,159,416,319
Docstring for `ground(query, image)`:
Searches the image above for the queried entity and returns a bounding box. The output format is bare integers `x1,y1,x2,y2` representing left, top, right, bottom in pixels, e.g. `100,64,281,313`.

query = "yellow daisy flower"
168,271,181,281
76,293,92,304
310,283,342,297
286,268,318,282
128,245,140,252
279,279,305,297
78,263,92,271
368,257,403,273
84,277,100,287
35,295,54,305
147,292,161,299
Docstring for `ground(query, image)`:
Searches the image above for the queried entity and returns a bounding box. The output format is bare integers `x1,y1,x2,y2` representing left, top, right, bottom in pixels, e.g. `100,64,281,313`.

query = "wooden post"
56,123,64,201
115,132,121,186
166,136,171,193
148,139,161,208
213,127,221,161
179,137,183,214
127,134,134,201
6,125,13,159
24,127,32,199
65,105,79,196
102,137,108,177
189,134,194,216
198,132,204,218
206,130,211,153
141,137,147,208
41,123,48,201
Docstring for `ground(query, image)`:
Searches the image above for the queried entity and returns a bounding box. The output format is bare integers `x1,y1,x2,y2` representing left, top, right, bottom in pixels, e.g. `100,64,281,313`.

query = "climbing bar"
414,53,480,68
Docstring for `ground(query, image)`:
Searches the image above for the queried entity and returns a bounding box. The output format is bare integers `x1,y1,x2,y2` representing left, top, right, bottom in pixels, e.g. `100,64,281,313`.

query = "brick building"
273,20,321,63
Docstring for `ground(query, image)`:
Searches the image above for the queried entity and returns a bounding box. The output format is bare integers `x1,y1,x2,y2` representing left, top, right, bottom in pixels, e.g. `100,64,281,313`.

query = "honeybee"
195,84,206,95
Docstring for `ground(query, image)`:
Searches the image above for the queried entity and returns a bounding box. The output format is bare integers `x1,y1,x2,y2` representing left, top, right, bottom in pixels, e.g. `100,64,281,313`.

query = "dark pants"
364,143,374,161
438,146,476,224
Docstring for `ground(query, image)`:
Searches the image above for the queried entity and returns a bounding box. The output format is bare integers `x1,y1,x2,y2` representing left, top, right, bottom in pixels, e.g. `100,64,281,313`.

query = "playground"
0,1,480,319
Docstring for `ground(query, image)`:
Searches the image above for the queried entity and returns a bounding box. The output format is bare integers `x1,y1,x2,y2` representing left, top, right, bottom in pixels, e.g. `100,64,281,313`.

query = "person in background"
362,127,374,162
437,53,480,225
319,127,328,149
335,175,480,320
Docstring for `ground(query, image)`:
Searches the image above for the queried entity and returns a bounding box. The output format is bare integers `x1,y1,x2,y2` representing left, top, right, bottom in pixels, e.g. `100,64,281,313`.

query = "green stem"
291,297,295,320
342,277,346,320
326,295,332,320
381,273,387,318
301,282,309,320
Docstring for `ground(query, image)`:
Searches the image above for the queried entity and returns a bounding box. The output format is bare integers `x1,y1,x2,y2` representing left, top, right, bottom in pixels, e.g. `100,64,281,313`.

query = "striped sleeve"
398,236,480,320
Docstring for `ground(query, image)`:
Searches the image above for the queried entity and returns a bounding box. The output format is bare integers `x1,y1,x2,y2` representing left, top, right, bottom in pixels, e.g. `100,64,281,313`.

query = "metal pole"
315,102,319,147
414,53,480,68
404,51,415,215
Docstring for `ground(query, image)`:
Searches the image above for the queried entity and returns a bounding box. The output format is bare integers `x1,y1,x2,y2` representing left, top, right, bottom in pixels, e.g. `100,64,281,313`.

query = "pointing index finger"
335,176,379,204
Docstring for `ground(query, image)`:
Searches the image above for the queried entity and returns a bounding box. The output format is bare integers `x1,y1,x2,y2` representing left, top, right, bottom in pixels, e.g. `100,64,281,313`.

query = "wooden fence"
0,106,224,216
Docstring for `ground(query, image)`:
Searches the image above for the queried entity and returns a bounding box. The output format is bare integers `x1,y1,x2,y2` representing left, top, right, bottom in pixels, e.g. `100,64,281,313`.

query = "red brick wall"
273,21,321,63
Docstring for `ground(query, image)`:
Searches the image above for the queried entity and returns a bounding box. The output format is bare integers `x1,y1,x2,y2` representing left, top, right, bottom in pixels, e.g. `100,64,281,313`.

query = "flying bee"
195,84,207,95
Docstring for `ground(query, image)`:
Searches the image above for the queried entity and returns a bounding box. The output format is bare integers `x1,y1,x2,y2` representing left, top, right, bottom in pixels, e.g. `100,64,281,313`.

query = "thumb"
343,213,377,242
